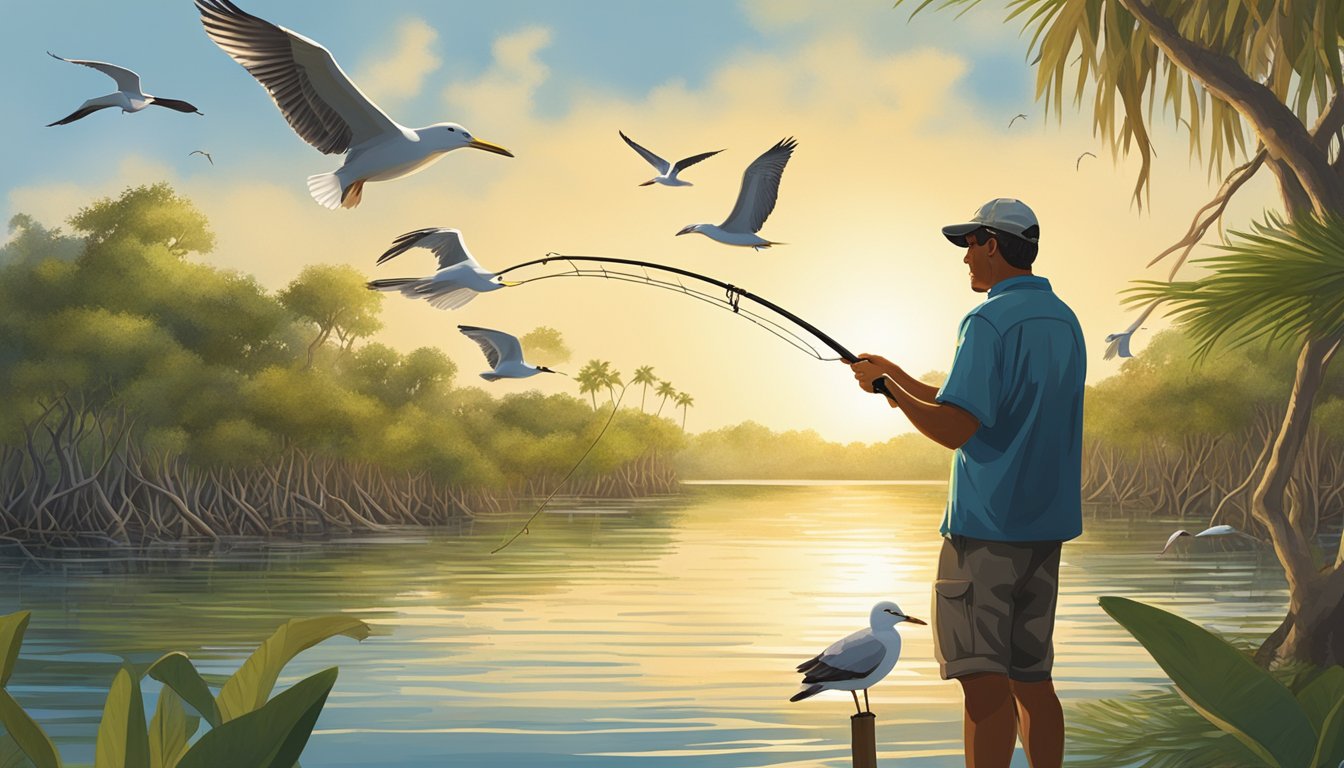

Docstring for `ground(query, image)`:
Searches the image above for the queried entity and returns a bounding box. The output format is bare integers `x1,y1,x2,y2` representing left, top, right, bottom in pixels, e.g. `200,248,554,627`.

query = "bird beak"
903,615,927,625
467,137,514,157
639,180,656,186
675,225,694,236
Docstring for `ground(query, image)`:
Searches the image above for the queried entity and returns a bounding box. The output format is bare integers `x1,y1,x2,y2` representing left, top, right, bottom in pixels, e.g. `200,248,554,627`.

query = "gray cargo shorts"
932,534,1062,682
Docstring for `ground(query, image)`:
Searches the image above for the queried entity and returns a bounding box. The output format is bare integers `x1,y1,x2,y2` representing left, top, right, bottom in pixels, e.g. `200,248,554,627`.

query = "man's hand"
848,356,887,394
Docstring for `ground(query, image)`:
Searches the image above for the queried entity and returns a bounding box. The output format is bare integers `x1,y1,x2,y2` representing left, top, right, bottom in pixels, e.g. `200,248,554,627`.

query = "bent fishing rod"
495,252,899,403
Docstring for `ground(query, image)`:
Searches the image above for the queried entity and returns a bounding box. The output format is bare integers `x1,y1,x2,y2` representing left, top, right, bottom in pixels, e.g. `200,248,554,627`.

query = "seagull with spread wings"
195,0,512,209
367,228,515,310
458,326,562,381
46,53,202,126
619,130,723,187
676,137,796,249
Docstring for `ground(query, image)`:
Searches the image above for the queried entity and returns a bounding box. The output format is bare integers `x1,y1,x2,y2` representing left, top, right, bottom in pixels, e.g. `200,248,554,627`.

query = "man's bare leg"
958,672,1016,768
1010,679,1063,768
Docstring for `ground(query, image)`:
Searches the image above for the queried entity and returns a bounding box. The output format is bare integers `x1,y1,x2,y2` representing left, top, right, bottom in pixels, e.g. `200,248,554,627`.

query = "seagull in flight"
1008,113,1028,128
1076,151,1096,171
1105,299,1160,359
189,150,214,166
367,228,515,310
677,137,796,249
458,326,562,381
196,0,513,210
1159,524,1259,555
790,601,924,714
619,131,722,187
46,53,202,126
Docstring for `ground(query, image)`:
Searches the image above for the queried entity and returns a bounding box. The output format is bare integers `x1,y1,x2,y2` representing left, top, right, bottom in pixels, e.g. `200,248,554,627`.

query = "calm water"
1,483,1293,767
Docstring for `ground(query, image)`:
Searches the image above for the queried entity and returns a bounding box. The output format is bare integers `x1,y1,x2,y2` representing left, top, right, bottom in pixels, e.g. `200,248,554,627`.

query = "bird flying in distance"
677,137,796,250
619,130,723,187
1076,151,1096,171
196,0,512,209
189,150,214,166
46,52,202,126
458,326,562,381
367,228,515,310
1008,113,1028,128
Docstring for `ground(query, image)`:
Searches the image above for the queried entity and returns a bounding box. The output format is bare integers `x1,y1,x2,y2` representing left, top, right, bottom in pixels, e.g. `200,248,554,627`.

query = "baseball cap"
942,198,1040,246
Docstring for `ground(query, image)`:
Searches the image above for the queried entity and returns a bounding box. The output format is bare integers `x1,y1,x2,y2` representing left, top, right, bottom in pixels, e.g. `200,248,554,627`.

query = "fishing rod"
495,252,899,403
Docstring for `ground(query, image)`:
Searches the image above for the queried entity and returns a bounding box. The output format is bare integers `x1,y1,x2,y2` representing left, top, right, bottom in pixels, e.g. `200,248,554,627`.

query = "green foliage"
279,264,383,366
1070,687,1263,768
899,0,1342,205
94,668,150,768
174,668,336,768
147,689,198,768
1126,214,1344,360
519,326,572,367
0,692,59,768
676,421,952,480
215,616,369,722
1098,596,1344,768
69,183,213,255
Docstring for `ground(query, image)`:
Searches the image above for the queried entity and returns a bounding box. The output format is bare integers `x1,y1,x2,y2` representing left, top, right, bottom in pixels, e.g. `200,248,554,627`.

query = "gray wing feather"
672,149,723,174
196,0,399,155
378,228,477,270
720,137,795,233
620,131,670,174
796,628,885,683
49,53,142,93
459,326,523,370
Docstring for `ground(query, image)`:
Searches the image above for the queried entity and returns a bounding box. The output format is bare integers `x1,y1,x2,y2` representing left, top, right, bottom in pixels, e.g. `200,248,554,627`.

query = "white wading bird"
1105,299,1160,359
790,601,925,714
367,228,515,310
1159,524,1260,556
458,326,562,381
619,130,723,187
195,0,513,210
46,53,202,126
677,137,796,249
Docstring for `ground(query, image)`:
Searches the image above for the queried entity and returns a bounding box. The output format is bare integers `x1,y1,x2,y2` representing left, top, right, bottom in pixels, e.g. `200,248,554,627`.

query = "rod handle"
873,376,898,405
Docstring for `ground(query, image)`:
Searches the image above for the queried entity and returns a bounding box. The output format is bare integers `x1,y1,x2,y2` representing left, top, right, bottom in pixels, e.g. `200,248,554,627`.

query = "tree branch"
1147,148,1267,278
1117,0,1344,214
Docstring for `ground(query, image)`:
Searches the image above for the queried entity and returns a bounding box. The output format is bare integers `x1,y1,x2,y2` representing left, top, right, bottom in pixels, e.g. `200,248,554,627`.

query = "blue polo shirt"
935,275,1085,542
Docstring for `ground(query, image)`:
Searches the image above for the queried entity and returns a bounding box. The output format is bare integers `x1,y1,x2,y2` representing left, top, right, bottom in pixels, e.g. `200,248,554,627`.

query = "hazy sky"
1,1,1279,443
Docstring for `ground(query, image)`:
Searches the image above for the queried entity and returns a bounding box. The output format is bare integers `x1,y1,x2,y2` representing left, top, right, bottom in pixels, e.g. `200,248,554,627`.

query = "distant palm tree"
603,365,623,406
655,380,676,417
675,392,694,431
632,366,657,412
576,360,605,409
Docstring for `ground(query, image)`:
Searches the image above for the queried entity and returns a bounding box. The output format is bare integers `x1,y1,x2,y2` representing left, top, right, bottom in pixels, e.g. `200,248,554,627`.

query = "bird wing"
458,325,522,370
378,228,478,270
196,0,400,155
1195,525,1236,537
796,629,885,683
1160,530,1190,555
46,102,116,127
720,137,795,234
672,149,723,175
48,53,142,93
619,131,670,174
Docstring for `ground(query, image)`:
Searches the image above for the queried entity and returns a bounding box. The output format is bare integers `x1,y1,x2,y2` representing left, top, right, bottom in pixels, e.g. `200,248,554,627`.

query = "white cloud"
354,18,442,104
443,26,552,127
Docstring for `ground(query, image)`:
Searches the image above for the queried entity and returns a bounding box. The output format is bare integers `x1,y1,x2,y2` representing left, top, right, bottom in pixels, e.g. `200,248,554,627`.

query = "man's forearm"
878,376,978,450
878,364,940,401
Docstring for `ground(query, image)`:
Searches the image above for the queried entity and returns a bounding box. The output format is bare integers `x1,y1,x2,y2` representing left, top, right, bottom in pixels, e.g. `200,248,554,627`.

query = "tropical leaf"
1069,687,1261,768
1298,666,1344,767
0,731,36,768
145,654,219,728
1125,213,1344,361
1100,596,1316,768
0,691,60,768
147,688,197,768
175,667,337,768
0,613,30,689
93,667,149,768
215,617,368,722
1311,695,1344,768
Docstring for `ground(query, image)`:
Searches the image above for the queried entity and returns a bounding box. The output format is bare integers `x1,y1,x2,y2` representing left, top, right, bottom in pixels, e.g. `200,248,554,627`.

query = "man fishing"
848,198,1085,768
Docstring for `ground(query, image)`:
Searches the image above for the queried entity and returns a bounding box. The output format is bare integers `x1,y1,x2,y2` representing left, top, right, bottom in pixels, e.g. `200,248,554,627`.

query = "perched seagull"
1105,299,1160,359
196,0,513,210
619,130,723,187
677,137,796,250
367,228,515,310
1008,113,1028,128
46,53,202,126
189,150,214,166
458,326,562,381
790,601,925,714
1076,151,1096,171
1160,524,1260,556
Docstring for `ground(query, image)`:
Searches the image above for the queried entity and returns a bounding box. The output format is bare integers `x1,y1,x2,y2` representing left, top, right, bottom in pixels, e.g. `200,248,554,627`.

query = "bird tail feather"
789,684,824,703
307,172,345,210
425,287,476,310
367,278,420,291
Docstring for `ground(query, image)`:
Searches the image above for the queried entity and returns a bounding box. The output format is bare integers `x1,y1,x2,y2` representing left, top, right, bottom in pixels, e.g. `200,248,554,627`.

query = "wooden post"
851,711,877,768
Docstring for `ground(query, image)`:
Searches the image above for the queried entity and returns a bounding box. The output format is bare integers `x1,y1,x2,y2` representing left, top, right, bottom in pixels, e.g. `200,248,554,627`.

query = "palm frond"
1068,687,1262,768
1123,213,1344,361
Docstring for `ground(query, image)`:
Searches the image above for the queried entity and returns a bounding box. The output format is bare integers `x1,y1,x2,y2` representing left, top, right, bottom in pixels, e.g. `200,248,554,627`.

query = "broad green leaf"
0,691,60,768
1301,667,1344,768
147,689,196,768
1312,695,1344,768
176,668,337,768
1100,596,1316,768
0,730,37,768
145,655,218,728
94,668,149,768
216,617,368,722
0,613,31,689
